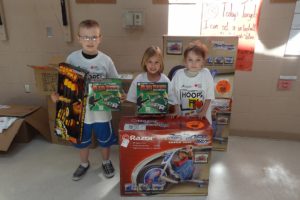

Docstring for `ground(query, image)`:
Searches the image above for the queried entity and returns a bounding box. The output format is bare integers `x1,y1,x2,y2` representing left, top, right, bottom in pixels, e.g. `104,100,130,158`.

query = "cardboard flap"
0,105,40,117
0,119,24,151
25,108,51,142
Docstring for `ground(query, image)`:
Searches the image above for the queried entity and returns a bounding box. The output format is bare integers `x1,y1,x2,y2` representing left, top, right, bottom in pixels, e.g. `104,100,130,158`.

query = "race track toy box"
55,63,88,144
136,82,168,115
119,116,213,196
88,79,122,111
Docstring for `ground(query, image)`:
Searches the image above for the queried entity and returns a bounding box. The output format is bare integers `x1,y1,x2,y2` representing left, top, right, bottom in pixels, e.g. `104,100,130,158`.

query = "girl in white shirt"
171,41,215,124
127,46,177,113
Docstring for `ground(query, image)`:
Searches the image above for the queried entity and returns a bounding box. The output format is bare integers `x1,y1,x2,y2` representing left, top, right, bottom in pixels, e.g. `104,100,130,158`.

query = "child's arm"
126,76,139,103
50,92,60,103
120,89,127,103
198,99,211,119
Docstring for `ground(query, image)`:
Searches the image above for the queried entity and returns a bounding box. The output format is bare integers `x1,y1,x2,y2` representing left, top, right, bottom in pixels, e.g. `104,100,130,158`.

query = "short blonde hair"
78,19,101,35
183,40,208,60
141,46,164,73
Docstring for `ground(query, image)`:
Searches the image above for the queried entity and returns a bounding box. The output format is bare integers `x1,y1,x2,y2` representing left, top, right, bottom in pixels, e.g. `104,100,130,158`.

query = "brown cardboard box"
0,105,51,152
28,55,64,95
112,102,136,134
47,96,56,121
28,65,58,95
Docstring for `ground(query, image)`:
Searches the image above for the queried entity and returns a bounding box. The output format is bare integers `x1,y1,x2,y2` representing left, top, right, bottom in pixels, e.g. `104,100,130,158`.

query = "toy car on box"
88,79,122,111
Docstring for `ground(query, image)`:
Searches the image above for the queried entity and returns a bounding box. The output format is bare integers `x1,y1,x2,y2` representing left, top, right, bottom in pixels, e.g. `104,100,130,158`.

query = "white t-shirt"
66,50,119,123
126,72,177,105
171,68,215,124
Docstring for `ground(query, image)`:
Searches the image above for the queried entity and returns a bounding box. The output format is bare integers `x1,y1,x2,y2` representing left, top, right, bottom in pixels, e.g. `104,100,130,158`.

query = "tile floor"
0,136,300,200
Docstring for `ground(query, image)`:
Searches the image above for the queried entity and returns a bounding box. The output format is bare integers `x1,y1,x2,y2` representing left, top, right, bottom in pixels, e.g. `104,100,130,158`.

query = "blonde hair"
141,46,164,73
183,40,208,60
78,19,101,35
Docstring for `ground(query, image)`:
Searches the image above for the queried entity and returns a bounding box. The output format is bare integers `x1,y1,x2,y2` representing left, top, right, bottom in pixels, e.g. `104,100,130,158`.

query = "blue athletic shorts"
73,121,118,149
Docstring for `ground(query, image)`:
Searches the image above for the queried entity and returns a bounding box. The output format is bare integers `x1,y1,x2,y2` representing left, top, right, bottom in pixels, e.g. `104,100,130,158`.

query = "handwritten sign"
201,0,262,71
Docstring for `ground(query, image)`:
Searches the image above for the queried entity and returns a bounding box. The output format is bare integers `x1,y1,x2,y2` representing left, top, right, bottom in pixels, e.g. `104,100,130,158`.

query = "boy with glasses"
52,19,122,181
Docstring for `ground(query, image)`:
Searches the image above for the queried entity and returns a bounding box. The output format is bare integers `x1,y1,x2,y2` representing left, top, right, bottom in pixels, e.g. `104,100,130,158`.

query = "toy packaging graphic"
211,98,232,151
55,63,88,144
136,82,168,115
119,116,213,196
88,79,122,111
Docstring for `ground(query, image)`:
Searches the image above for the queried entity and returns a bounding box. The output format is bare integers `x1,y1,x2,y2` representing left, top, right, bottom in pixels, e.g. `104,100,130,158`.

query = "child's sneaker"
72,163,90,181
102,160,115,178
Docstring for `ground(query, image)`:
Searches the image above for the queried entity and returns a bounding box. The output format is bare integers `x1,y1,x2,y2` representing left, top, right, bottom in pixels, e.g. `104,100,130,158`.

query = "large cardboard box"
28,65,58,95
0,105,51,152
119,116,212,196
28,56,64,95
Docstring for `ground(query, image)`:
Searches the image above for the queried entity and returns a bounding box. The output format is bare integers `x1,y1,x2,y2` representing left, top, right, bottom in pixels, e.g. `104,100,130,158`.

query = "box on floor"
119,116,212,196
0,105,51,152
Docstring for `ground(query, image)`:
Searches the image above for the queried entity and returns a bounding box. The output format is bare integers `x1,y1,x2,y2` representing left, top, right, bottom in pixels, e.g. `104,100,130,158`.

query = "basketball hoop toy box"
119,116,213,196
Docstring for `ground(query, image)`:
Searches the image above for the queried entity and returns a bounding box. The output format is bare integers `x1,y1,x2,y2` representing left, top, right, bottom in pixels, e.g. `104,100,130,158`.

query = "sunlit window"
168,0,202,36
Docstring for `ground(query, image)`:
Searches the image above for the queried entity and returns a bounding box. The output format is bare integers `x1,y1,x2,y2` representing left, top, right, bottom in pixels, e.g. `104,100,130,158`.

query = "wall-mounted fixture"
0,0,8,40
123,11,144,28
60,0,72,42
277,75,298,90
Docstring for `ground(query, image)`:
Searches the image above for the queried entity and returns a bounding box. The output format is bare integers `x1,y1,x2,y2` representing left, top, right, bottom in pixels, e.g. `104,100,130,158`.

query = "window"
168,0,202,36
168,0,263,71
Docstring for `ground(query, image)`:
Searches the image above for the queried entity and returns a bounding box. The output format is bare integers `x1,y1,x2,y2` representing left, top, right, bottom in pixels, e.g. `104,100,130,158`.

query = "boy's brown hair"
141,46,164,73
183,40,208,60
78,19,101,35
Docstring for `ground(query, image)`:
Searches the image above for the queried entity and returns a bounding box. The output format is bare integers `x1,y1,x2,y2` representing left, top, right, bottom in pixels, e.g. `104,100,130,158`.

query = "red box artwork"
119,116,213,196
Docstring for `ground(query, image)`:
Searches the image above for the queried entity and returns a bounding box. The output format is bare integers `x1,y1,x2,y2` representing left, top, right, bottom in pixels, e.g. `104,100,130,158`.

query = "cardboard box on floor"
29,56,70,145
0,105,51,152
119,116,212,196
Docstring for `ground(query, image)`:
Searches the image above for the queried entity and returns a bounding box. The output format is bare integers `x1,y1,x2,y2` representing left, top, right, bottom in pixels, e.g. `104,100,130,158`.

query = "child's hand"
51,92,59,103
198,110,206,119
168,113,179,119
120,93,127,103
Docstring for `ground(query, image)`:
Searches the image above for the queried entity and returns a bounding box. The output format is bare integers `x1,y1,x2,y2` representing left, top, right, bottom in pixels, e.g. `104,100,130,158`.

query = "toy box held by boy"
136,82,168,115
55,63,88,144
88,79,122,111
119,116,212,196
